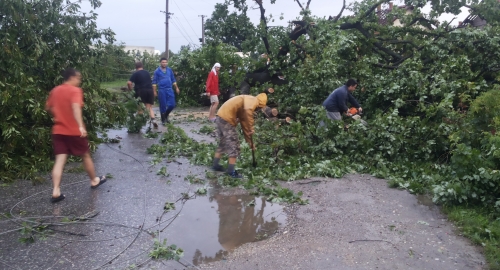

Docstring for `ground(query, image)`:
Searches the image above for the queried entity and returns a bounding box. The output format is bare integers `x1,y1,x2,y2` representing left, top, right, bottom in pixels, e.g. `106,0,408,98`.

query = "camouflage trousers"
215,117,240,157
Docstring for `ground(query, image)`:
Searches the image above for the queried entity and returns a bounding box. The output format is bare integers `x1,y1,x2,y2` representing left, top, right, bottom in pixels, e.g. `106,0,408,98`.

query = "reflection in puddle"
163,188,286,266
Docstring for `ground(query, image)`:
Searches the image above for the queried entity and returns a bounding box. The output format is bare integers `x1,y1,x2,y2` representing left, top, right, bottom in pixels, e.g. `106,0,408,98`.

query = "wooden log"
267,116,292,124
262,106,279,118
280,117,292,124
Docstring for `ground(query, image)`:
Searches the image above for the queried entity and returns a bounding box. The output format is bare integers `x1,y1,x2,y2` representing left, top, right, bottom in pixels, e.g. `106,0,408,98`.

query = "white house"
123,46,156,55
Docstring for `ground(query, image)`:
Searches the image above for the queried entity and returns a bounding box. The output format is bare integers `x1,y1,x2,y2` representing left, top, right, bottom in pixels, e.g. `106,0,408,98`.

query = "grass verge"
443,205,500,269
101,80,127,92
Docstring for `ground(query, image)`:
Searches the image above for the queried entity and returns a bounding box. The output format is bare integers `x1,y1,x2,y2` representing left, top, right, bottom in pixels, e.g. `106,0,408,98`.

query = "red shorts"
52,134,89,156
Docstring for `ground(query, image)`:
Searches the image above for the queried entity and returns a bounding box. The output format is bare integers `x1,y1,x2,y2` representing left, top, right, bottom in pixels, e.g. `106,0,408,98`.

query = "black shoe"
50,194,66,203
160,113,166,124
227,171,242,178
212,164,225,172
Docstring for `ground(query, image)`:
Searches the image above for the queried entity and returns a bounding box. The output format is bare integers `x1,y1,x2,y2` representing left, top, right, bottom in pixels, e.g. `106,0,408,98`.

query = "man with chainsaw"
212,93,268,178
322,79,362,121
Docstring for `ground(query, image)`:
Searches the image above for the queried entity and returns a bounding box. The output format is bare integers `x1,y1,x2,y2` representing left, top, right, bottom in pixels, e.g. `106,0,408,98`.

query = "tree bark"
255,0,271,55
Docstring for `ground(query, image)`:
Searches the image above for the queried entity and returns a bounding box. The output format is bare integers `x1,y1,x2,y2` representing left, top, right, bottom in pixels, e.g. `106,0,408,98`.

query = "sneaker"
228,171,242,178
212,164,225,172
151,119,158,128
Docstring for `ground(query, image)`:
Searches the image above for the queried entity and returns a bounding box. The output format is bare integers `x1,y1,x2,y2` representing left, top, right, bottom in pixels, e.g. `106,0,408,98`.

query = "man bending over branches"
45,68,106,203
322,79,363,121
212,93,268,178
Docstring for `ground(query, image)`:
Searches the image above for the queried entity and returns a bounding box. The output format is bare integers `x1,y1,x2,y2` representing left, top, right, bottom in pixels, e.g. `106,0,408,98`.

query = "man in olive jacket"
212,93,268,178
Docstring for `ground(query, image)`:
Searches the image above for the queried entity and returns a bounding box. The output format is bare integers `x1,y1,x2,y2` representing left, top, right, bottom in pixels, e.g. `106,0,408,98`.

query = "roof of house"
375,3,414,25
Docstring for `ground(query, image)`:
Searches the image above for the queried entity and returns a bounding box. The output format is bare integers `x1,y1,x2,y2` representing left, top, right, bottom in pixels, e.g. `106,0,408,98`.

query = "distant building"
456,0,499,29
376,2,415,26
123,46,156,55
234,52,250,58
457,15,487,29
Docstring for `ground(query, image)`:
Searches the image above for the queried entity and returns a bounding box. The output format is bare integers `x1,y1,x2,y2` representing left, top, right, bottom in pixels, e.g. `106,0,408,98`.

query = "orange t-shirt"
46,84,84,135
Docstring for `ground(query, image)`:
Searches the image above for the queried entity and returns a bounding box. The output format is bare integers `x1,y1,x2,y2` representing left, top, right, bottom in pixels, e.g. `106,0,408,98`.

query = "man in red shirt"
45,68,106,203
206,63,221,122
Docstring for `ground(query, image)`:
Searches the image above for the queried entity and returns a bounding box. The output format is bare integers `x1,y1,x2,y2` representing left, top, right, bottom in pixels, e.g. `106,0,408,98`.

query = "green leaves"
196,187,208,195
149,239,184,261
163,202,175,212
157,167,168,177
0,0,127,181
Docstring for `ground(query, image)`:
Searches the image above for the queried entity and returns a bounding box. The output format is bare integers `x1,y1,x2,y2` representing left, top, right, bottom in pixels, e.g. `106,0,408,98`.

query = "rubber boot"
160,113,166,124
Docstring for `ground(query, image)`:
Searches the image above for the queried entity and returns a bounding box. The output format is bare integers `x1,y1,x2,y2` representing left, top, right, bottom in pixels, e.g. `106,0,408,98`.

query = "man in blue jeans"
322,79,362,121
152,57,180,125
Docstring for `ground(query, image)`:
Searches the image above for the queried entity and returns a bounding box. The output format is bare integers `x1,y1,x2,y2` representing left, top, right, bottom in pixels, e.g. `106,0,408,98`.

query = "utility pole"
198,15,206,45
160,0,173,59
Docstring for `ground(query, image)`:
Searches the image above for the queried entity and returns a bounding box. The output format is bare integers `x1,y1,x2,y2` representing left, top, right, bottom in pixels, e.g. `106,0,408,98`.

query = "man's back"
323,86,347,112
218,95,254,125
46,84,83,136
130,70,152,90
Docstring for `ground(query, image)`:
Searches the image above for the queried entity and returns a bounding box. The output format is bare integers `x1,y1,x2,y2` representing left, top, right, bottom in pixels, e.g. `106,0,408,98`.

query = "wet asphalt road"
0,107,486,270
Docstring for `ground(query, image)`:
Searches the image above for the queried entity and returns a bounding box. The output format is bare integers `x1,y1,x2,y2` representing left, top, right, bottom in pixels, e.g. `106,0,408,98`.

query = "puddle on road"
163,187,287,266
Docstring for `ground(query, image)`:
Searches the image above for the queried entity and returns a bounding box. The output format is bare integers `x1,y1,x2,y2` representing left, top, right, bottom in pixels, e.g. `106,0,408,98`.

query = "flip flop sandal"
91,176,107,189
50,194,66,203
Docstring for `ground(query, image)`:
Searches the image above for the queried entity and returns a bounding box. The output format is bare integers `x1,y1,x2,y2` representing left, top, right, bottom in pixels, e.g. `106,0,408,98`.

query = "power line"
171,0,199,38
170,20,195,47
172,16,192,42
172,16,196,45
171,17,194,46
182,0,198,12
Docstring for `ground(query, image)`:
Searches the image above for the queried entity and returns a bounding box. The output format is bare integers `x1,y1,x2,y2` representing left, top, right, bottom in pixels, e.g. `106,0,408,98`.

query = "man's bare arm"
72,103,87,137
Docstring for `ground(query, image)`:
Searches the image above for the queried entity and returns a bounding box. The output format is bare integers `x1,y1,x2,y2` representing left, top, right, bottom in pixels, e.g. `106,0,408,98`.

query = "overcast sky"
81,0,469,54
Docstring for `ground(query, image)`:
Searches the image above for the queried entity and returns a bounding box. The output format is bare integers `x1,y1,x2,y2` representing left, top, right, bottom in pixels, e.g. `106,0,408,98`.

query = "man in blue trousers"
152,57,180,125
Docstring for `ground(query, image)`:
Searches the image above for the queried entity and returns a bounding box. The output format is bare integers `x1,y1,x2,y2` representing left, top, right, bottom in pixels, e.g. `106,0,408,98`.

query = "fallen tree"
0,0,128,181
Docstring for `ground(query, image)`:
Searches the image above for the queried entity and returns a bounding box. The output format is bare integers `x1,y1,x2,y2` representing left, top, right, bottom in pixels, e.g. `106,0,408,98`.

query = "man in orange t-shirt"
45,68,106,203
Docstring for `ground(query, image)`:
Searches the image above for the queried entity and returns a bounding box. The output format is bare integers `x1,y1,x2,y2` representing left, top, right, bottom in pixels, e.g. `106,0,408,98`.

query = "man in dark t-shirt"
128,61,157,128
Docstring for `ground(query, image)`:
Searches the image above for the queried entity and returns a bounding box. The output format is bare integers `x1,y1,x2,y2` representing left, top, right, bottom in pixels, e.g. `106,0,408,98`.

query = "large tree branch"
293,0,313,11
407,17,438,30
294,0,304,11
352,22,404,61
444,17,455,31
331,0,346,22
306,0,312,10
373,63,398,69
255,0,271,55
362,0,391,19
377,39,418,47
